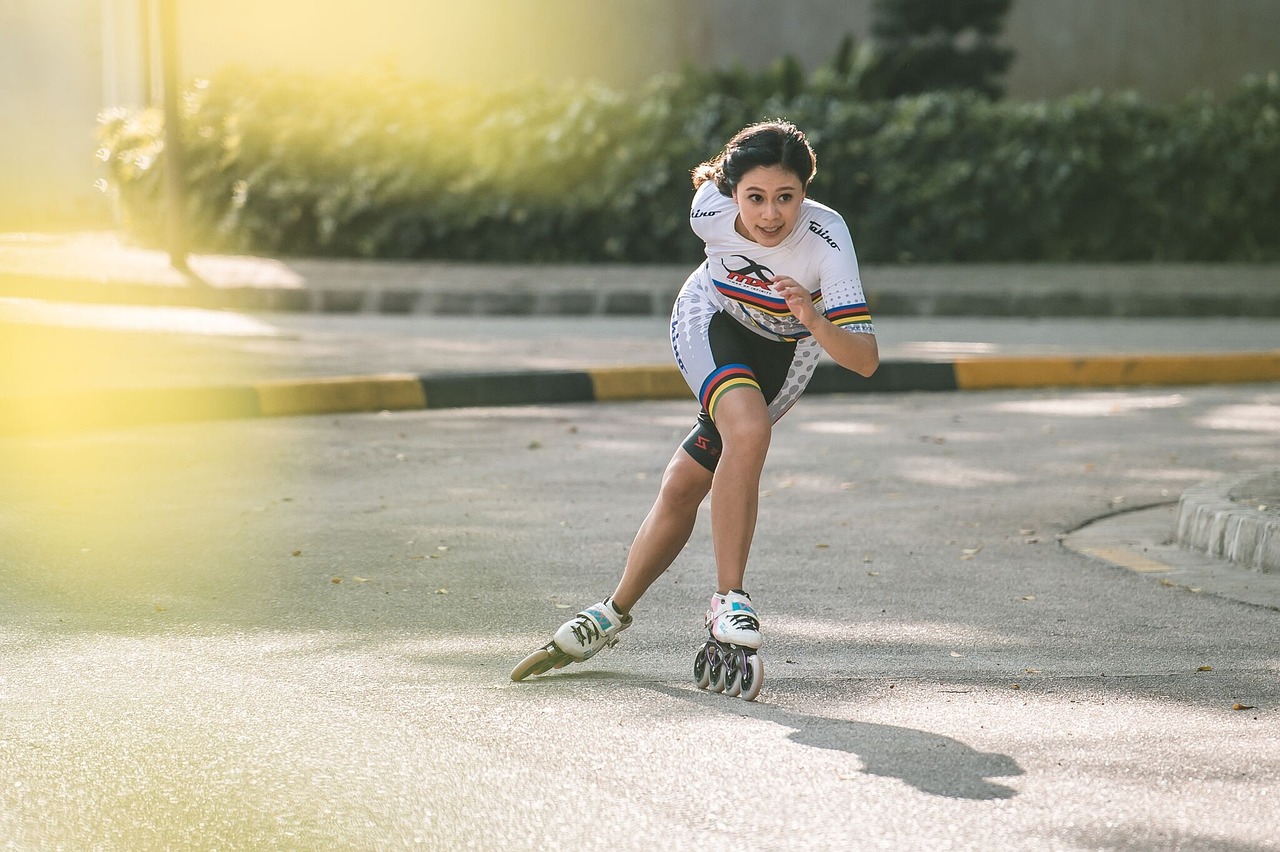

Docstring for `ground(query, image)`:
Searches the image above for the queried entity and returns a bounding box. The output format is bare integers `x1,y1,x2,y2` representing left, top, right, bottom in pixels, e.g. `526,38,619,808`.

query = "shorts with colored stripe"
670,274,822,472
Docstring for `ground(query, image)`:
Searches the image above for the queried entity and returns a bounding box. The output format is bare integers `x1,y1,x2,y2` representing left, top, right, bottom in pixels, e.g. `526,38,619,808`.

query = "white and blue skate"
510,599,632,681
693,590,764,701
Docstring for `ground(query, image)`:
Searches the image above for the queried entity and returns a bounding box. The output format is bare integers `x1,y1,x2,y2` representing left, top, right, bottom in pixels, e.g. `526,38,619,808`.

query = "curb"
3,351,1279,437
1062,502,1280,612
1177,468,1280,573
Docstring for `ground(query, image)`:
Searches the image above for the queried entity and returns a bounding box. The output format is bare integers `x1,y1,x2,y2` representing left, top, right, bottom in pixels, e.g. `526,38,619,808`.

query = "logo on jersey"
808,221,841,251
721,255,774,286
691,208,719,219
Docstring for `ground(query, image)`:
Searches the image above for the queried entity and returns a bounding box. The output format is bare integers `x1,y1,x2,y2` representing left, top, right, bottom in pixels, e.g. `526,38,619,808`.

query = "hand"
770,276,820,327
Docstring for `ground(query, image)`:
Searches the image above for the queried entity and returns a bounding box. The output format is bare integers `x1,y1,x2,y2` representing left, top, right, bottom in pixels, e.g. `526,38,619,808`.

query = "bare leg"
609,448,713,614
705,388,771,595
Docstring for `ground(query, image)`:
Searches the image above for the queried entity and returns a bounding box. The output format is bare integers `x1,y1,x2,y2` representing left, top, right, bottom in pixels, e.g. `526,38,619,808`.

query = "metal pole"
157,0,190,275
140,0,154,106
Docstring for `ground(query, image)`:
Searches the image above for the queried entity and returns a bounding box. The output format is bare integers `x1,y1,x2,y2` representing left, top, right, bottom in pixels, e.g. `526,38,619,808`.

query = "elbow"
856,355,879,378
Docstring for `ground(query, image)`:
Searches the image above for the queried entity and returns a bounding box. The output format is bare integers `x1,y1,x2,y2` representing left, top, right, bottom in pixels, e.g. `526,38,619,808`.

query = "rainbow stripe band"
699,363,759,421
826,303,872,327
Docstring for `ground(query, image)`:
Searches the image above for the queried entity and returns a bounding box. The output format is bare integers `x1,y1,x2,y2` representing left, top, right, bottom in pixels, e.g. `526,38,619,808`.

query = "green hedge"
97,67,1280,262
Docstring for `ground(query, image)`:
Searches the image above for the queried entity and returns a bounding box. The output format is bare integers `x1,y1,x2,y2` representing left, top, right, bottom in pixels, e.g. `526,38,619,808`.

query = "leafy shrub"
96,67,1280,262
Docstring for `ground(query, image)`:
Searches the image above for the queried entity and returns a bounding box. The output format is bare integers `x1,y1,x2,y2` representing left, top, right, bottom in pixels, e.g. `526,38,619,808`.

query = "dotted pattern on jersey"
670,272,820,423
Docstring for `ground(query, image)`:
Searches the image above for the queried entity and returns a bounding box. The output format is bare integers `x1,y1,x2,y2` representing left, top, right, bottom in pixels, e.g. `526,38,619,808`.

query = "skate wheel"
707,645,726,693
738,652,763,702
693,644,713,689
510,643,568,682
724,648,744,697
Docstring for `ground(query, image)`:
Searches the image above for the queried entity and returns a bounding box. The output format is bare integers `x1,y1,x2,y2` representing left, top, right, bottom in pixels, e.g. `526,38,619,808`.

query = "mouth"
757,224,784,238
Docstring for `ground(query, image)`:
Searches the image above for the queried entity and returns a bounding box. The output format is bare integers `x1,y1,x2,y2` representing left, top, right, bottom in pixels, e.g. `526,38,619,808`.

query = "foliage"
96,67,1280,263
858,0,1015,100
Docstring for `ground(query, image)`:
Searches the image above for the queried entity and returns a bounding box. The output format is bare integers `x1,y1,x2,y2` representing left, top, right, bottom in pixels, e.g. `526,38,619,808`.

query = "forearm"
807,320,879,377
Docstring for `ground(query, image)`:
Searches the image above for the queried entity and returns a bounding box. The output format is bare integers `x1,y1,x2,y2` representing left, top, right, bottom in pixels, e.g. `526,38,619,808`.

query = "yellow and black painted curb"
3,352,1278,437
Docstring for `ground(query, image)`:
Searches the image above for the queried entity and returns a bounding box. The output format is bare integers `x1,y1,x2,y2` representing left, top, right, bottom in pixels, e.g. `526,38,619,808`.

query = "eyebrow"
741,184,799,194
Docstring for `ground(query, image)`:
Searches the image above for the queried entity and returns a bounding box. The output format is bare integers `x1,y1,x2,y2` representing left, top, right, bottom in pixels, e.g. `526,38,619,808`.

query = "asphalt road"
2,378,1278,850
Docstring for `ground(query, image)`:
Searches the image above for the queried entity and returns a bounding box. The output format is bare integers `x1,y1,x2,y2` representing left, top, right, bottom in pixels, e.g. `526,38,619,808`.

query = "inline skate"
510,598,632,681
693,589,763,701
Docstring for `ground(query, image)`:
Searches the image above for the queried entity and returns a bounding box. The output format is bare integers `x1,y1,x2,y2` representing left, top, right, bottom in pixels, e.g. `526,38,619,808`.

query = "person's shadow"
647,684,1023,800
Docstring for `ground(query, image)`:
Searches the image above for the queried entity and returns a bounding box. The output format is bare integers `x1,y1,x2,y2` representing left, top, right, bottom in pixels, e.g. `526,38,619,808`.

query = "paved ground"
1,239,1279,848
1,381,1277,850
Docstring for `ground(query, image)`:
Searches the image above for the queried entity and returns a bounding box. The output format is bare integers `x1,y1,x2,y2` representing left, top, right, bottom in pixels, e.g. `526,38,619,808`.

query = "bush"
96,67,1280,262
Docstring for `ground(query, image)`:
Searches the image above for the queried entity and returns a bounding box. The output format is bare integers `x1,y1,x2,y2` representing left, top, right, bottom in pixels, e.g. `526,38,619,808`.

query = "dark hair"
692,120,816,196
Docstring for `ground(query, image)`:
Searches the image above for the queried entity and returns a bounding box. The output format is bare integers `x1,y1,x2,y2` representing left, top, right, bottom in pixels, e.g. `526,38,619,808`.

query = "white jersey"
687,179,873,342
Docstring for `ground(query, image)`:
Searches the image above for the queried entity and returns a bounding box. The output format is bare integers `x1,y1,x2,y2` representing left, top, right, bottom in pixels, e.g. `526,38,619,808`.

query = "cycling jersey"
672,180,874,471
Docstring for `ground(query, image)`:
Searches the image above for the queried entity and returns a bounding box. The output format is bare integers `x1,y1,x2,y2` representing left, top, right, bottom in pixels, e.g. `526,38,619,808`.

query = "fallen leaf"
950,651,965,658
961,546,982,560
435,588,448,595
1197,665,1213,672
292,550,302,557
353,577,369,583
527,440,542,450
815,542,830,549
1011,683,1021,690
437,546,450,552
331,577,342,584
1025,668,1042,674
867,571,880,577
1233,703,1256,711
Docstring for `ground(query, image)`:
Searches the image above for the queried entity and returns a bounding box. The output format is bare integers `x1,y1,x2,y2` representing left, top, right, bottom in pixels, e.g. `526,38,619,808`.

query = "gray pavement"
2,234,1280,847
2,382,1278,849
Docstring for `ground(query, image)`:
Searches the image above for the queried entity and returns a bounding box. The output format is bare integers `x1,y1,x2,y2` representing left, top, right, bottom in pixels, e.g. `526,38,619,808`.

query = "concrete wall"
3,0,1279,230
1002,0,1280,101
0,0,115,229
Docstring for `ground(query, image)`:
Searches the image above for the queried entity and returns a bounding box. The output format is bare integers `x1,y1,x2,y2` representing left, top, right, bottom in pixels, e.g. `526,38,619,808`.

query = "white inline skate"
510,599,632,681
693,589,763,701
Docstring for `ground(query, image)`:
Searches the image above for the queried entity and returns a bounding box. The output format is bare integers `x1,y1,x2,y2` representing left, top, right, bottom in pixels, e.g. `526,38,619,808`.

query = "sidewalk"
2,231,1279,578
2,231,1279,317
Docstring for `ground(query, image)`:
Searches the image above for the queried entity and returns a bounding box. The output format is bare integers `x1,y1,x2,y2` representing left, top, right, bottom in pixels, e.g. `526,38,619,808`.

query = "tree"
859,0,1015,99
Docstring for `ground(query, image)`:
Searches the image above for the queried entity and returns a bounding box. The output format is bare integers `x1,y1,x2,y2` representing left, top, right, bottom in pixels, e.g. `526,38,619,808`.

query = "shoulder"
690,180,736,241
691,180,734,217
798,196,854,254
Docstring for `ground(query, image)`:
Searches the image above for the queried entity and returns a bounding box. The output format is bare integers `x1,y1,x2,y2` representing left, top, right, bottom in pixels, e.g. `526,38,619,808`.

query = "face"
731,164,806,247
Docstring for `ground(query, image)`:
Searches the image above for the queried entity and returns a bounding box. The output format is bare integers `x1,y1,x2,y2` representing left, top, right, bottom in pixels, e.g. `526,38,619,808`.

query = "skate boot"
510,599,632,681
693,590,764,701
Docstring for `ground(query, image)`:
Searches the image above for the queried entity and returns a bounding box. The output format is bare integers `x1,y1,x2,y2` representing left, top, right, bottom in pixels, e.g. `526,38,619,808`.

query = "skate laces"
723,610,759,632
569,612,603,647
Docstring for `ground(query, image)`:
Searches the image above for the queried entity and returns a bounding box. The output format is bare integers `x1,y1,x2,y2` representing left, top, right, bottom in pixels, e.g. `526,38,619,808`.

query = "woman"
511,120,878,700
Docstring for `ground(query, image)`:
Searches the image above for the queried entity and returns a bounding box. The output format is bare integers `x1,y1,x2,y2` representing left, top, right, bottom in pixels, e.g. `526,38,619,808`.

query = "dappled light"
992,392,1188,418
798,419,884,436
1195,402,1280,433
769,616,1018,649
896,457,1022,489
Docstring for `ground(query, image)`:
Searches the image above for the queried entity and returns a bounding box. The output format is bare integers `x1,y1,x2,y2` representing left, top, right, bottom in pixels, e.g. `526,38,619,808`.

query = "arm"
770,276,880,377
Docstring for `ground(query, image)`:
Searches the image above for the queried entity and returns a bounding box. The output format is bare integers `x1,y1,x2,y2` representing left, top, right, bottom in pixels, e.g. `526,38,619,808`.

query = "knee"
717,413,771,460
659,457,712,510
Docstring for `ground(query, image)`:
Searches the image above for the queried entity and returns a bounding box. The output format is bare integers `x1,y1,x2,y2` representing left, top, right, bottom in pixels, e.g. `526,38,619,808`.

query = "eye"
778,194,793,203
747,193,764,203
